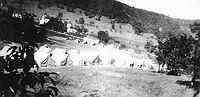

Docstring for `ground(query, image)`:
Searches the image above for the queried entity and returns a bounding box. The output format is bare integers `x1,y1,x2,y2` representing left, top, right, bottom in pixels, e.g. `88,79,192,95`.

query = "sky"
117,0,200,20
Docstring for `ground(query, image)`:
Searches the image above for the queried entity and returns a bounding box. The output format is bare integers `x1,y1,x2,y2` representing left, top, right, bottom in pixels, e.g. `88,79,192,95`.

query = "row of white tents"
0,44,160,71
34,45,160,71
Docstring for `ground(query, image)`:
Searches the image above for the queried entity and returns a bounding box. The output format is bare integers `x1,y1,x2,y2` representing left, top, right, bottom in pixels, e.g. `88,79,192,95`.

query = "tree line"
156,22,200,84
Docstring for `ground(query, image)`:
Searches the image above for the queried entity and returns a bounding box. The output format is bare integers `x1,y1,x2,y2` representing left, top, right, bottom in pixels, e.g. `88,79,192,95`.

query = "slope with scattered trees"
155,22,200,97
1,0,197,40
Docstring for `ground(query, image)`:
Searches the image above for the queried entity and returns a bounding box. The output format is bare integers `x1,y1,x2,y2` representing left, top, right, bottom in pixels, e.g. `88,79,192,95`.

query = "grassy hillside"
36,0,194,39
1,0,196,39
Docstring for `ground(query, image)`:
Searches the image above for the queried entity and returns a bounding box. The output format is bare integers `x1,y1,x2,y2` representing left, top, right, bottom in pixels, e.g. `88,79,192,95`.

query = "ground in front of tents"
41,66,195,97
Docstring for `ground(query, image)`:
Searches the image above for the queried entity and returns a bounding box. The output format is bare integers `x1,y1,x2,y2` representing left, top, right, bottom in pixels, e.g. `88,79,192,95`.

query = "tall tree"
156,35,197,76
189,22,200,83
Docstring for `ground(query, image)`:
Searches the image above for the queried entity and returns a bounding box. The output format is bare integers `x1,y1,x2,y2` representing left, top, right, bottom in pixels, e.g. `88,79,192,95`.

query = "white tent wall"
34,52,49,67
0,46,12,57
34,45,51,67
51,48,68,66
67,49,83,66
36,44,51,53
32,44,159,70
34,46,69,67
98,48,134,67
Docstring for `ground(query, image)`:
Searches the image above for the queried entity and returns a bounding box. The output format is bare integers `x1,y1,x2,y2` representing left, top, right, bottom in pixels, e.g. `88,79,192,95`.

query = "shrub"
37,3,43,9
80,25,88,33
89,21,95,26
119,25,122,29
88,14,95,18
119,44,126,50
77,17,85,24
144,40,156,53
79,10,82,14
111,23,115,29
97,30,109,43
57,12,63,20
96,16,101,21
0,42,59,97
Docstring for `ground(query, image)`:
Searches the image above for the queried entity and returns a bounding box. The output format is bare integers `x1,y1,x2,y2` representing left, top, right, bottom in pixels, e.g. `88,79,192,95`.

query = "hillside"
1,0,196,40
0,1,199,97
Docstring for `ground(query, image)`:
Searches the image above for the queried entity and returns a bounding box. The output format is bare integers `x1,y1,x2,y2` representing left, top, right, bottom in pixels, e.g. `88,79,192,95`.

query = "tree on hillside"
189,22,200,84
156,35,198,76
97,30,109,43
190,22,200,39
130,20,146,35
144,40,157,53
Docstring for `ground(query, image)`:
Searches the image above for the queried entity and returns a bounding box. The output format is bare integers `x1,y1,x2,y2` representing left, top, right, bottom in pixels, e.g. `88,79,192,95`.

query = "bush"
97,30,109,43
0,42,59,97
79,10,82,14
77,17,85,24
89,21,95,26
57,12,63,20
119,25,122,29
80,25,88,33
111,23,115,29
144,40,156,53
96,16,101,21
0,7,46,42
119,44,126,50
37,3,43,9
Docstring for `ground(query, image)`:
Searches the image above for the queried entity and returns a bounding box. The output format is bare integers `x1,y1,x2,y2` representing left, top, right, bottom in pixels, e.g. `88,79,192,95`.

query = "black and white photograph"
0,0,200,97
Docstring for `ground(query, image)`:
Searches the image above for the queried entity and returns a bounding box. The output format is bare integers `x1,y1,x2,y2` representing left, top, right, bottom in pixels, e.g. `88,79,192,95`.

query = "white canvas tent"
51,48,68,66
79,57,91,66
92,55,102,65
67,49,83,66
35,46,72,67
41,54,56,67
34,45,51,67
98,48,133,67
105,58,116,66
60,54,73,66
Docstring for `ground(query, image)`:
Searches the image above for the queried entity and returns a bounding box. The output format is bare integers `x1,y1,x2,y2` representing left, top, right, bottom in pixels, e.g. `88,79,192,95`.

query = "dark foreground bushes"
0,42,59,97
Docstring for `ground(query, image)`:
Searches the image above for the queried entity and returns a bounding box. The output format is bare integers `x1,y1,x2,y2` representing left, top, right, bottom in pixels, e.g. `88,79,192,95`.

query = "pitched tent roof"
106,58,116,66
92,55,102,64
61,55,73,66
41,54,56,67
79,57,91,66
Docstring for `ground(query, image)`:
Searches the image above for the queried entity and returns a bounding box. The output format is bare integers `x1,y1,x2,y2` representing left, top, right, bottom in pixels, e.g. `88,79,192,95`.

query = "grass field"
41,66,195,97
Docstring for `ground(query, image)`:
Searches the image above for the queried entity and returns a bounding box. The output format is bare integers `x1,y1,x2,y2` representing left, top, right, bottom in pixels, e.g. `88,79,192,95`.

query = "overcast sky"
117,0,200,20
